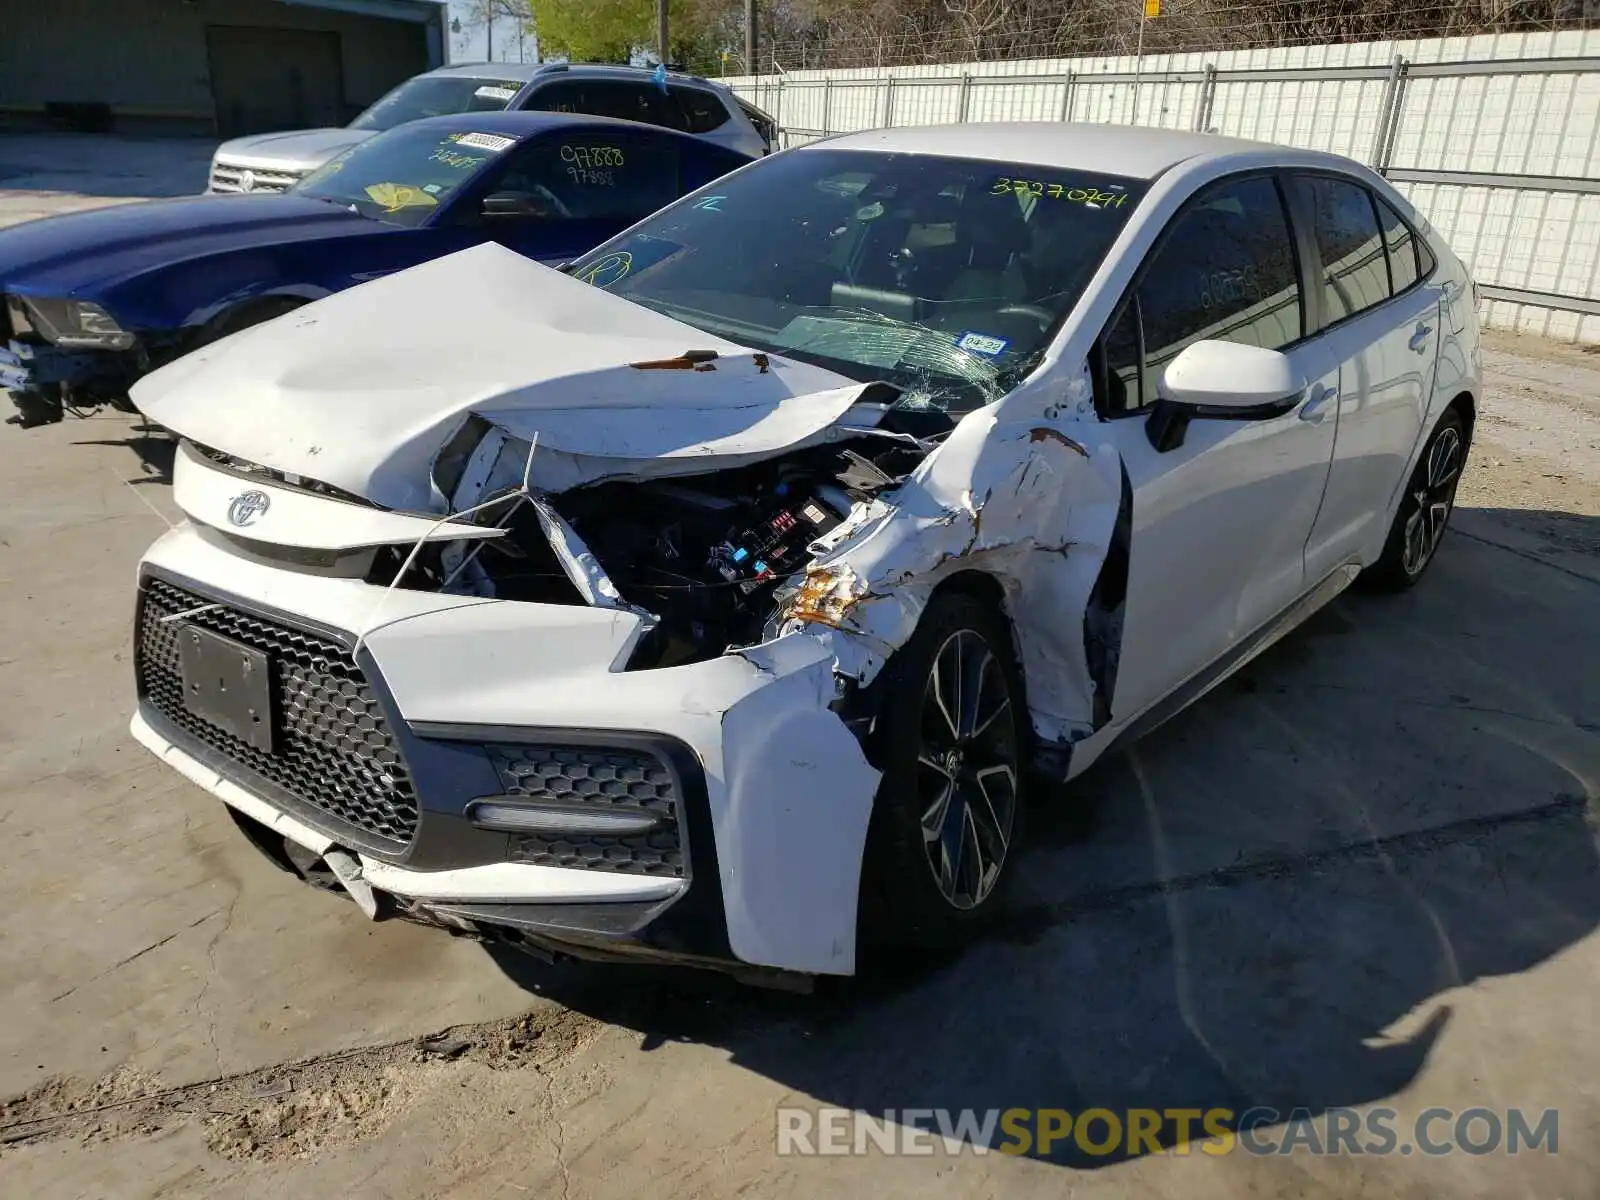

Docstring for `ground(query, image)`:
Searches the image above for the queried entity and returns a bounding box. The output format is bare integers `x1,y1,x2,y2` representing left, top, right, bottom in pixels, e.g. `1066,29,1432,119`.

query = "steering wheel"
995,303,1055,331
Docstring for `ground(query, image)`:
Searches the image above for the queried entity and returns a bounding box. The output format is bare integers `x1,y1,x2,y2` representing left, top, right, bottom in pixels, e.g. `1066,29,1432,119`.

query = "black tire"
6,384,64,427
859,592,1028,952
1360,407,1468,593
197,296,306,347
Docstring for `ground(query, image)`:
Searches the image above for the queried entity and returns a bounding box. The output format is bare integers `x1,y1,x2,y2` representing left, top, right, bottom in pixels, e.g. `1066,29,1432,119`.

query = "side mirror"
482,191,546,219
1145,340,1307,452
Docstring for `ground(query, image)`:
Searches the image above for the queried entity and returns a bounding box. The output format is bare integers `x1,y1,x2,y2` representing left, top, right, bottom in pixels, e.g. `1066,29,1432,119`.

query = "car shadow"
482,507,1599,1167
73,427,176,484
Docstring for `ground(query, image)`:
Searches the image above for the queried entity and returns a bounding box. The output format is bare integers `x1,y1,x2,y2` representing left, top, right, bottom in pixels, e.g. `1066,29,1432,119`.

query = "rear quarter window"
676,88,730,133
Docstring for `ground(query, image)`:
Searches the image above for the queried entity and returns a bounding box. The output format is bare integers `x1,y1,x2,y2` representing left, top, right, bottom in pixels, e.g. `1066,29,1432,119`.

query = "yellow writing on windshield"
575,251,632,288
990,178,1129,207
430,149,486,170
364,183,440,213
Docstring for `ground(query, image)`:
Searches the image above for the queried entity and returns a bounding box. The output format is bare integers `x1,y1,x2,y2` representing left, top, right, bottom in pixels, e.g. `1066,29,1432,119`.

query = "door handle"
1299,385,1336,423
1409,323,1432,353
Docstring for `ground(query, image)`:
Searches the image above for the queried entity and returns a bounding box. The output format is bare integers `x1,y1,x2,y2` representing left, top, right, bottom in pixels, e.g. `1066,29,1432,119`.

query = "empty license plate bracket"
177,624,274,752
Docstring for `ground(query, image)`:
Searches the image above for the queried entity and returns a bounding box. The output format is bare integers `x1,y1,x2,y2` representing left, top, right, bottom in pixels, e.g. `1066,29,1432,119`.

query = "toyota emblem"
228,490,270,527
238,170,257,193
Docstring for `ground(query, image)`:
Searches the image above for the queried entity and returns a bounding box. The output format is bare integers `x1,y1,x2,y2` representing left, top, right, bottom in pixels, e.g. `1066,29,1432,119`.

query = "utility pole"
657,0,669,65
745,0,757,76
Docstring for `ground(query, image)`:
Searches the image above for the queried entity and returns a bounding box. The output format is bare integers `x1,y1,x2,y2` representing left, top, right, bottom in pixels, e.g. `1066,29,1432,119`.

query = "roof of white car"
424,61,723,88
813,122,1300,180
426,61,547,82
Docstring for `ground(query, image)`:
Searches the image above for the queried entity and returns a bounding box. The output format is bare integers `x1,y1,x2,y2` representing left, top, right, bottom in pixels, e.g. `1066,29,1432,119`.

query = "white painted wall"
727,30,1600,342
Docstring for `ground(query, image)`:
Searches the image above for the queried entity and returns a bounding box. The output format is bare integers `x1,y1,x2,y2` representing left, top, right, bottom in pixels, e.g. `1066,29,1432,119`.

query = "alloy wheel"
915,629,1019,910
1401,424,1463,578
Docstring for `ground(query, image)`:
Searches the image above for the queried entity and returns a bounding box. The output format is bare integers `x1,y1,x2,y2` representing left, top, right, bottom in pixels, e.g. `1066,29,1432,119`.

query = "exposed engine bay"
369,420,939,669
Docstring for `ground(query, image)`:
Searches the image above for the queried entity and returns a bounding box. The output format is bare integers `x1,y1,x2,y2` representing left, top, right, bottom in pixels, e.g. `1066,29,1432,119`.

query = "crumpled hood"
212,128,374,173
131,243,875,512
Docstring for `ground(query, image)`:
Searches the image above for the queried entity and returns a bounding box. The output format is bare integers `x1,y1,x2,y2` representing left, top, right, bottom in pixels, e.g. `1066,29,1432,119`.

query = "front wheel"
1361,408,1467,592
859,592,1027,952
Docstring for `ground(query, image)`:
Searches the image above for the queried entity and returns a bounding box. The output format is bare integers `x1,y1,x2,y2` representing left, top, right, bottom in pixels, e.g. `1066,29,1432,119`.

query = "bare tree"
761,0,1594,69
454,0,535,62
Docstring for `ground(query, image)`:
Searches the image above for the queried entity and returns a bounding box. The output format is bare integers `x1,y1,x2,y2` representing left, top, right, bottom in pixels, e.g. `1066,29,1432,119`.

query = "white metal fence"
726,30,1600,341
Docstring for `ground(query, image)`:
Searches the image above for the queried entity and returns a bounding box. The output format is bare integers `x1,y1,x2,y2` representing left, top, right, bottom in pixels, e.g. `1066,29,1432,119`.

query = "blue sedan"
1,112,751,427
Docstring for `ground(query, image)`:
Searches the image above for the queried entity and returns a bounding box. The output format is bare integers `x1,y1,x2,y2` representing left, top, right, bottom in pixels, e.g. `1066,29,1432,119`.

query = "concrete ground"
1,137,1597,1199
0,135,212,224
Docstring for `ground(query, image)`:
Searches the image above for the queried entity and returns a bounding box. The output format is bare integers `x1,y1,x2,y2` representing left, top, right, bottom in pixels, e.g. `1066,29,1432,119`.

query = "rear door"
1289,174,1442,580
1095,173,1341,721
471,127,689,262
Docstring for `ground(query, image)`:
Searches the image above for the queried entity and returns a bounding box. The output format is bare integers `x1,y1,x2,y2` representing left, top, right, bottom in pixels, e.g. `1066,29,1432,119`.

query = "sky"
446,1,540,65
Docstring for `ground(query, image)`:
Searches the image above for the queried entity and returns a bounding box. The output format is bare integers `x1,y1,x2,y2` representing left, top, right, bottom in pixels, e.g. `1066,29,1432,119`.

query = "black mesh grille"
491,745,683,877
135,577,420,846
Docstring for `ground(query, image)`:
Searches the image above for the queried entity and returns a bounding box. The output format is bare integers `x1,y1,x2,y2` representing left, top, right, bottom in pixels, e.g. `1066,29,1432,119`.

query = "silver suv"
208,61,776,194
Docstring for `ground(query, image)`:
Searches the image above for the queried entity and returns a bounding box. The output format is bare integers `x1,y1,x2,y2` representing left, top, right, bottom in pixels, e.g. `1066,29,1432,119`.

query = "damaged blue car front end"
1,292,163,426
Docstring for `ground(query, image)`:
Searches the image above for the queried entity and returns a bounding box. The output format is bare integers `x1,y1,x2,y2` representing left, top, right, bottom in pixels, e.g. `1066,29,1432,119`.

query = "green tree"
532,0,736,70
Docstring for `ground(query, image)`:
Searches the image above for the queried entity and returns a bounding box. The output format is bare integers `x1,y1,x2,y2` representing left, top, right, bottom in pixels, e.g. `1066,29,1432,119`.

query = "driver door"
1095,173,1340,722
472,127,689,265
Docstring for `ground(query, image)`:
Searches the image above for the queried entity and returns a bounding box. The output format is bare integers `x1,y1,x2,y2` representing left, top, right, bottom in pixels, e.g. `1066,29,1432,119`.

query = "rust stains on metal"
753,353,770,374
629,349,720,371
1028,427,1090,457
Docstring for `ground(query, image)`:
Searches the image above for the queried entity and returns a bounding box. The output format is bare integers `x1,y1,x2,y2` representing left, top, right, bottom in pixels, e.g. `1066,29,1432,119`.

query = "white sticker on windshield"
455,132,516,153
475,85,519,102
957,331,1009,357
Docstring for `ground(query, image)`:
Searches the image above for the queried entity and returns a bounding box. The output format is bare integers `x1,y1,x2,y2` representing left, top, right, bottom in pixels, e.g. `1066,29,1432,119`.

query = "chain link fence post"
1369,54,1408,169
1193,63,1217,132
1378,58,1411,172
1059,69,1076,122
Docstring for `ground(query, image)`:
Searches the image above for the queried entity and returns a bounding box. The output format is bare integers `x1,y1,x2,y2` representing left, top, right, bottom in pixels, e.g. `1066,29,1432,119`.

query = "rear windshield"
349,76,526,132
567,148,1146,414
295,125,515,225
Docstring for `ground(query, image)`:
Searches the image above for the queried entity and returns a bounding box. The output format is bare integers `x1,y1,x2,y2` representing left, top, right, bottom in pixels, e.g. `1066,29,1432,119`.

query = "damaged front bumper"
131,523,882,978
3,339,140,425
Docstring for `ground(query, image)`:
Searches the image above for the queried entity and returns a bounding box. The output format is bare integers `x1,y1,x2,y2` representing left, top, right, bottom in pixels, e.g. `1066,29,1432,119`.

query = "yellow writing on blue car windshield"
575,251,632,288
430,149,486,170
991,178,1129,207
364,182,440,213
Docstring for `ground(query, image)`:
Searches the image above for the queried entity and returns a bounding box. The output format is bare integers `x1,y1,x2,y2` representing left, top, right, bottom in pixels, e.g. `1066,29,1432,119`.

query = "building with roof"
0,0,450,136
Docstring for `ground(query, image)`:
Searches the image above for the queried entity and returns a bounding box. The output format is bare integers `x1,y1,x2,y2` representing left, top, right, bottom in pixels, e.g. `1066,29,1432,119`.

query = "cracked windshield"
293,125,518,226
569,148,1147,413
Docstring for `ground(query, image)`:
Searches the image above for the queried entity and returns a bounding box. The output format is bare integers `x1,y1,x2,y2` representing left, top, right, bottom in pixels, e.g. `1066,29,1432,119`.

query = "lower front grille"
135,576,420,846
208,163,302,194
491,744,684,878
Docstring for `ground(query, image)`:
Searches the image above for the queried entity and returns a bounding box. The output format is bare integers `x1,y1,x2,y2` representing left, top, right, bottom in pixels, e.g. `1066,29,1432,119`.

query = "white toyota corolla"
128,123,1481,986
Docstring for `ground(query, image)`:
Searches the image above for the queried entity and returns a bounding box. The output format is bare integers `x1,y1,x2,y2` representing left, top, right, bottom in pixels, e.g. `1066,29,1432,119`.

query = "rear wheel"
860,593,1026,951
1361,408,1467,592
